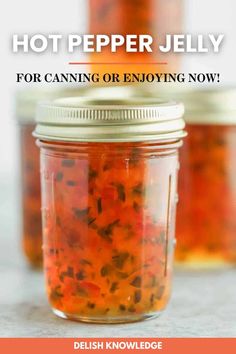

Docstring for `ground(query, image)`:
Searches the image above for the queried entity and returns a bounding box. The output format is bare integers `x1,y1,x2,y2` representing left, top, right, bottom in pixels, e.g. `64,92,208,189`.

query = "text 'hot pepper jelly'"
175,88,236,267
34,97,186,323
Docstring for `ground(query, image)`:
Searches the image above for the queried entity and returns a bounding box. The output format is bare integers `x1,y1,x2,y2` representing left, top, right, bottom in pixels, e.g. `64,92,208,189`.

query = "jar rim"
34,96,186,143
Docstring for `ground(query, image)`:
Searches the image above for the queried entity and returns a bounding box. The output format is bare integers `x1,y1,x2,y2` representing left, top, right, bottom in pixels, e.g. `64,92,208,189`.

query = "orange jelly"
35,97,185,323
19,123,42,267
89,0,183,75
176,89,236,267
176,124,236,266
17,88,89,267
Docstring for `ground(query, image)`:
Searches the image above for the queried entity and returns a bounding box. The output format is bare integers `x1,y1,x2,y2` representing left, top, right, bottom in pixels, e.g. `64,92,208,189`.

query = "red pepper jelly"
89,0,183,76
34,97,185,323
16,88,95,267
175,88,236,267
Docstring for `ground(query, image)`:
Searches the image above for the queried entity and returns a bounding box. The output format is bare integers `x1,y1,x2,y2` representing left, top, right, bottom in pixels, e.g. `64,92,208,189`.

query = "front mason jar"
34,97,185,323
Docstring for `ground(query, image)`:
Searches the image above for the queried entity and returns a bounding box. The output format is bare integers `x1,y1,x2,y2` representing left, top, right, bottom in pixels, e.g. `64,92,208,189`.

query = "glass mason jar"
34,97,185,323
89,0,183,75
175,88,236,267
17,91,43,268
16,88,90,267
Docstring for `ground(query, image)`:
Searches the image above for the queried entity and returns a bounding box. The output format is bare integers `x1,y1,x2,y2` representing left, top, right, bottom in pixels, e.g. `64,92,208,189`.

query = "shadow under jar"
176,88,236,268
34,97,185,323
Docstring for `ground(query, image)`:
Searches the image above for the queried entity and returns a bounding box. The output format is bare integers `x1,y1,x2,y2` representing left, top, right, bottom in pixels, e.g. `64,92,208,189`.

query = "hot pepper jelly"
17,90,44,267
34,97,185,323
17,88,91,267
176,88,236,267
89,0,183,75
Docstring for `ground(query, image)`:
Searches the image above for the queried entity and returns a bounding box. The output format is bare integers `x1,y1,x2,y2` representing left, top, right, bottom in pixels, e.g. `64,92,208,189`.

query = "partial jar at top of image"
89,0,183,75
34,96,185,323
175,88,236,268
16,88,91,268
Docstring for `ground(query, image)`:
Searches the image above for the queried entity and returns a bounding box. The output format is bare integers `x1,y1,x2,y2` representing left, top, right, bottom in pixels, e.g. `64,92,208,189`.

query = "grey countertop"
0,177,236,338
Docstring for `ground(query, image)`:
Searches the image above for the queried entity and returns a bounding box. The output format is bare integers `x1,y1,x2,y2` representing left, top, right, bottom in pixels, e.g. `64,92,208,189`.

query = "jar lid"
182,87,236,124
34,97,186,142
147,86,236,125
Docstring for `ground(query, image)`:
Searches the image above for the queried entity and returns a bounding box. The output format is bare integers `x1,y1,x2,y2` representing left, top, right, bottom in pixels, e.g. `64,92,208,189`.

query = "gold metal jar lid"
182,87,236,125
147,85,236,125
34,97,186,143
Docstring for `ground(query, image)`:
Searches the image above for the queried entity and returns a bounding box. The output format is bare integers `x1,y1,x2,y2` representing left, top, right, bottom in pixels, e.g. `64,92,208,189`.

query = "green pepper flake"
76,270,86,280
132,183,145,196
116,271,129,279
134,290,142,304
150,275,158,287
87,302,96,309
49,248,58,255
100,264,112,277
73,208,96,226
62,159,75,168
112,252,129,269
66,180,77,187
80,259,92,266
50,285,63,301
56,171,63,182
89,168,98,180
67,266,74,278
116,183,126,202
150,293,155,305
60,266,74,281
98,219,120,243
97,198,102,214
119,304,126,311
110,282,119,293
156,285,165,300
130,276,142,288
88,217,97,226
74,208,90,220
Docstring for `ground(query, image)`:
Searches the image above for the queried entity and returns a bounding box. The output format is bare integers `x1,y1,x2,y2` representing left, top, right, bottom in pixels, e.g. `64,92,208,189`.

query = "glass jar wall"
89,0,183,75
175,89,236,267
40,140,180,323
35,97,185,322
16,88,88,267
19,123,42,267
